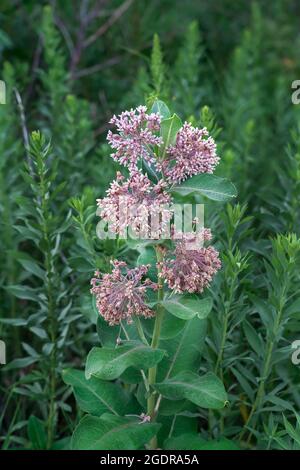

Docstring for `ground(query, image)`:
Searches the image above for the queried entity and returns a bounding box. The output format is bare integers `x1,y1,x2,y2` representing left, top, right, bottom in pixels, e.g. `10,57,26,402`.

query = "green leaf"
3,357,38,371
157,316,207,381
6,285,40,302
62,369,130,416
283,415,300,447
155,371,228,409
243,320,264,356
141,158,160,183
198,438,240,450
230,366,254,401
51,437,71,450
265,395,295,412
71,414,160,450
29,326,48,339
159,398,189,416
28,416,47,450
158,414,198,443
150,99,170,119
286,298,300,317
161,295,213,320
85,341,165,380
96,310,138,347
172,174,237,201
164,432,205,450
137,247,157,281
160,114,182,155
0,318,28,326
14,252,45,280
142,314,186,340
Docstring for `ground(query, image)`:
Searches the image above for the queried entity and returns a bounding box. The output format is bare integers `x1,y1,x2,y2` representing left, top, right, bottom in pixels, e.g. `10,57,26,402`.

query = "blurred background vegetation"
1,0,300,450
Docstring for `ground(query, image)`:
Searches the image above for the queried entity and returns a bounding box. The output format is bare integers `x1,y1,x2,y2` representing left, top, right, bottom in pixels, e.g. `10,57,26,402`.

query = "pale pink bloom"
90,261,158,326
159,231,221,293
97,170,172,238
172,227,212,245
107,106,162,171
159,122,219,183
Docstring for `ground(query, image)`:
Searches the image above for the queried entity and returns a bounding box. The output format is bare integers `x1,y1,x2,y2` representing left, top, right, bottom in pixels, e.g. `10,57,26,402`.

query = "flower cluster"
97,170,171,238
90,261,157,325
107,106,162,171
159,229,221,294
159,123,219,184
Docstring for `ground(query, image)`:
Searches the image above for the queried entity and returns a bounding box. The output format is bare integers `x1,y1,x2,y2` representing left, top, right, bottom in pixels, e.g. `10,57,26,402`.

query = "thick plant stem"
147,246,164,449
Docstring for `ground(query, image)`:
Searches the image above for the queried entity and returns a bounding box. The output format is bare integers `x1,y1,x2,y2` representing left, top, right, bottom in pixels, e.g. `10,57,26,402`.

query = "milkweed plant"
66,100,238,450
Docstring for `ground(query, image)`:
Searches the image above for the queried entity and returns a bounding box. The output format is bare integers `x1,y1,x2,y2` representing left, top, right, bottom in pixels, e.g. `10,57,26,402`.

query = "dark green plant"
239,234,300,445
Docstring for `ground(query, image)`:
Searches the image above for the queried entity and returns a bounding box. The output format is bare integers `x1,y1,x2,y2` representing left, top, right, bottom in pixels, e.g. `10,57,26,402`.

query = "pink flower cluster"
90,261,158,326
97,170,171,238
107,106,162,171
106,106,219,183
159,229,221,294
159,123,219,184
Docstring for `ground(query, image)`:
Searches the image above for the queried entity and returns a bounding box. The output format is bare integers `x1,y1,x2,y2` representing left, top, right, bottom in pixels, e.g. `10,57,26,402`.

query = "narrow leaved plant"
239,233,300,445
65,100,237,450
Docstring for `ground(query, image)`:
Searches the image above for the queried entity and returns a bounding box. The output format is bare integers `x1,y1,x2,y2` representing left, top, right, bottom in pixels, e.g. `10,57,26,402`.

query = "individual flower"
107,106,162,171
159,229,221,293
97,170,172,238
159,122,219,183
90,261,158,326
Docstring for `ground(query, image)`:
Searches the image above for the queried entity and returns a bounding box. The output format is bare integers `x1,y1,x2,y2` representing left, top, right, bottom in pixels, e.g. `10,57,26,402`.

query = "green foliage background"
1,0,300,450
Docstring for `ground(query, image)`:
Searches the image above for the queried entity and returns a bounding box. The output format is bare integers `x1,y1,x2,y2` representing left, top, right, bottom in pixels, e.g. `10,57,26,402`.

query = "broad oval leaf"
72,414,160,450
142,313,186,340
157,316,207,381
150,99,171,119
62,369,130,416
171,174,237,202
155,371,228,409
85,341,165,380
161,295,213,320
